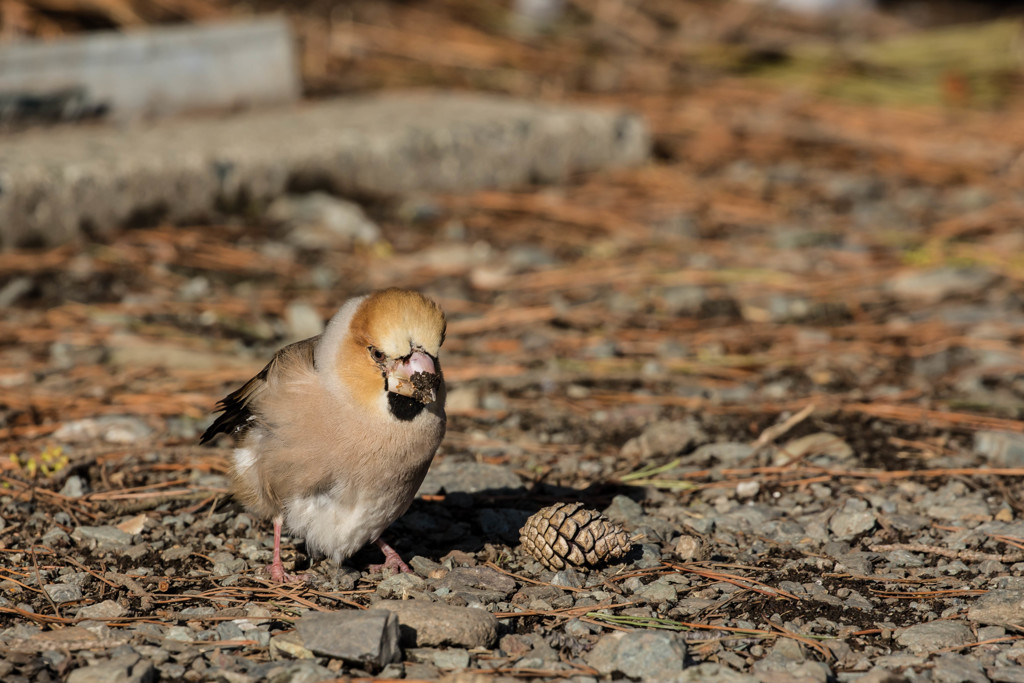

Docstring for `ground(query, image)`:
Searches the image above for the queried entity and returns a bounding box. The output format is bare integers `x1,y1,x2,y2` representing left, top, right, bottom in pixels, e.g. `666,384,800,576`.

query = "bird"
200,288,447,582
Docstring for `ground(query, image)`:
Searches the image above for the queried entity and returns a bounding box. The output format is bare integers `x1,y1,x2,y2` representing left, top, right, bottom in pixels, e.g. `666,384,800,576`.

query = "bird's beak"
387,350,440,404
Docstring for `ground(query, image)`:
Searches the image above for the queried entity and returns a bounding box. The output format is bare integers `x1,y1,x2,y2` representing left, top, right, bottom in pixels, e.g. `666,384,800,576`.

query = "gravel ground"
6,4,1024,683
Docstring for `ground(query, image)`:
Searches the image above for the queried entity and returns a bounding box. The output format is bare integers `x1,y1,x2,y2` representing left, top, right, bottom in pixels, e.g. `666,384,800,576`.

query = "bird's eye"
369,347,386,363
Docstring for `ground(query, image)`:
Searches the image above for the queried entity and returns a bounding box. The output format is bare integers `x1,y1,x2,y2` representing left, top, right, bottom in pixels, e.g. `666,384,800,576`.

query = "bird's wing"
199,335,320,445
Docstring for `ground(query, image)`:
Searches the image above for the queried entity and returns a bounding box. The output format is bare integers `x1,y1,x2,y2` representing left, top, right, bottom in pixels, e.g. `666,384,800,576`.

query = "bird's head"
327,288,446,420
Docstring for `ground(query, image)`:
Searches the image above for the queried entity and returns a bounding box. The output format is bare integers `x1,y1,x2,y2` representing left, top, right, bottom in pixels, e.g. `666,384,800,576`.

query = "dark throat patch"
388,392,425,421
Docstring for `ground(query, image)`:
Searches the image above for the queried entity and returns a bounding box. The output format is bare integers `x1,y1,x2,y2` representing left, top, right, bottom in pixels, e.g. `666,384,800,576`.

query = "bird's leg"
370,538,413,574
266,516,304,583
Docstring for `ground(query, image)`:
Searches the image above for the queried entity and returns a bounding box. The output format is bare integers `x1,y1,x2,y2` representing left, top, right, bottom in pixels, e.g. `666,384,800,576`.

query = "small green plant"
620,458,696,490
586,612,693,632
8,446,69,479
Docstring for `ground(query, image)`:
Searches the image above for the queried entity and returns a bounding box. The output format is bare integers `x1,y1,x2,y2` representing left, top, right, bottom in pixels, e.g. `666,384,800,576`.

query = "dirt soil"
4,1,1024,682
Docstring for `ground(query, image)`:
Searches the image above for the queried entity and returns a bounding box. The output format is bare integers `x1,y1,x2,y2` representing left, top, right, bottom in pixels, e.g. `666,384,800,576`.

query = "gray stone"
989,667,1024,683
0,93,648,249
43,583,82,604
177,276,210,302
507,244,559,269
564,618,596,638
269,193,381,250
550,568,585,589
804,582,843,607
761,294,812,324
512,584,562,608
444,386,479,414
674,534,708,561
930,654,988,683
41,649,70,669
887,267,998,304
247,660,336,683
690,442,754,466
604,495,645,527
500,632,560,664
895,620,973,655
55,417,153,445
761,520,810,545
164,626,194,643
661,285,709,315
376,600,497,648
831,551,876,576
417,461,524,495
296,610,400,668
14,625,99,652
283,301,324,344
404,662,441,680
70,525,133,548
41,527,71,548
975,431,1024,467
926,496,992,521
750,639,833,682
584,631,686,679
408,556,446,578
66,654,154,683
376,572,426,600
216,621,245,642
161,546,193,562
438,566,517,603
829,499,876,539
511,0,565,32
634,543,664,569
60,476,85,498
752,660,831,683
584,633,623,675
968,589,1024,627
77,600,126,620
765,637,807,664
431,647,470,670
676,663,759,682
976,625,1005,641
210,553,246,577
776,432,854,466
269,631,315,660
844,591,875,612
0,276,32,308
117,545,148,562
156,663,187,679
637,578,678,604
621,419,708,459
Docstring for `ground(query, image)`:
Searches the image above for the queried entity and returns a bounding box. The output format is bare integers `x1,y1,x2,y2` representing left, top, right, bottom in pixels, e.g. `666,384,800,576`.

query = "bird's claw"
372,538,413,574
370,555,412,575
266,561,307,584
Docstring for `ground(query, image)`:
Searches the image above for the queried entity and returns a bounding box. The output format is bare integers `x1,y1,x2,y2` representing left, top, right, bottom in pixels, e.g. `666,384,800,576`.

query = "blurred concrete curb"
0,92,650,249
0,17,299,123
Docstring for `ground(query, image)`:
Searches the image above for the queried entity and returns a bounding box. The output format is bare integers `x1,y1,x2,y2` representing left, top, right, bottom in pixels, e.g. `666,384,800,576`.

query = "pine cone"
520,502,632,571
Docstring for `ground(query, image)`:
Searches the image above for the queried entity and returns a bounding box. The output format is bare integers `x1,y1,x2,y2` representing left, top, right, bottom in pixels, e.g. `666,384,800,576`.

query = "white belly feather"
284,489,399,562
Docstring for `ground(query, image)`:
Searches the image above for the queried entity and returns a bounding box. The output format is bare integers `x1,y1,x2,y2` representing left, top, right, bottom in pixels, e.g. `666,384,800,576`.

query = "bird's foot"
369,556,412,575
371,538,413,574
264,515,308,583
266,561,307,584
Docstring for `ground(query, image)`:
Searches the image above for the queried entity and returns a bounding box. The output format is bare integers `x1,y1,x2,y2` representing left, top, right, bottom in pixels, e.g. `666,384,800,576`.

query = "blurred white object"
745,0,874,14
513,0,564,32
0,16,299,122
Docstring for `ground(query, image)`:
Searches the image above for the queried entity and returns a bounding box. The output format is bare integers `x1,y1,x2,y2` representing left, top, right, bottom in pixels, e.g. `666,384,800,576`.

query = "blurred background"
3,0,1024,453
2,0,1024,432
5,2,1024,678
3,0,1024,109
